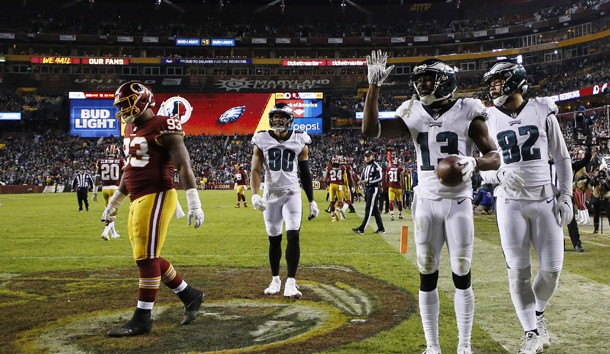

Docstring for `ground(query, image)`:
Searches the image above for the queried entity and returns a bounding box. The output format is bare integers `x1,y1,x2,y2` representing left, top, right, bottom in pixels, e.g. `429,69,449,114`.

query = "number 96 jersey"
251,130,311,199
123,115,184,201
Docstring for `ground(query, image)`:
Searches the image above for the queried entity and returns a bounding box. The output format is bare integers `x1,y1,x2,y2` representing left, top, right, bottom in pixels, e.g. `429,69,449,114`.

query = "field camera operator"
590,166,610,234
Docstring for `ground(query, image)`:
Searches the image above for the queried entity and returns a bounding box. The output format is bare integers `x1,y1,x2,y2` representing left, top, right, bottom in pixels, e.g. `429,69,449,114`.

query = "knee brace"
452,271,471,290
420,271,439,292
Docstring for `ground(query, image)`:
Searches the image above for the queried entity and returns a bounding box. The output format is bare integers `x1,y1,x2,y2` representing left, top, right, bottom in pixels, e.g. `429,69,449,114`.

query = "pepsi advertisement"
291,118,323,134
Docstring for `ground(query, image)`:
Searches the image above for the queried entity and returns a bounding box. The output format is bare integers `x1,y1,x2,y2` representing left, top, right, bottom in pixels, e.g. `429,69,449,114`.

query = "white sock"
455,287,474,348
173,281,188,294
419,289,440,348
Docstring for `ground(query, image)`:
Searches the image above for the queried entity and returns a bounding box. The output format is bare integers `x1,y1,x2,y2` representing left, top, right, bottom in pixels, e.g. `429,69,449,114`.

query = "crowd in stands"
1,1,606,47
2,106,606,189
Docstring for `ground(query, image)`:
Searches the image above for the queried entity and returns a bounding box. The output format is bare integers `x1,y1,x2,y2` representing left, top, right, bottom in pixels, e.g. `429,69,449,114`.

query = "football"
436,155,464,187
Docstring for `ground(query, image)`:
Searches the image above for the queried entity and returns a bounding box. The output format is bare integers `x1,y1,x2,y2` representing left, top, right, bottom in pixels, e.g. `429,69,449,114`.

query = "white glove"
366,50,395,87
186,188,204,228
92,192,98,202
576,209,589,225
453,155,477,182
101,191,126,224
234,183,238,191
243,185,248,191
496,168,525,191
251,194,266,211
554,194,573,227
308,201,319,220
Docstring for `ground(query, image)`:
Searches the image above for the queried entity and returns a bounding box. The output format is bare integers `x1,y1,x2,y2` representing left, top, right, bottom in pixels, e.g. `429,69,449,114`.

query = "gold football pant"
128,189,177,260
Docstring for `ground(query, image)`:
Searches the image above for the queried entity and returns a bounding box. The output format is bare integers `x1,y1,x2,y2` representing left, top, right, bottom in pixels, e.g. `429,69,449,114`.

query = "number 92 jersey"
251,130,311,196
485,97,558,192
123,115,184,201
395,98,486,199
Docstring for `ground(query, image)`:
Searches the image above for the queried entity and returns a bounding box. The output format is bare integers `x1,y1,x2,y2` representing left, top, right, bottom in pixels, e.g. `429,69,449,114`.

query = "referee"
352,150,385,234
72,166,94,212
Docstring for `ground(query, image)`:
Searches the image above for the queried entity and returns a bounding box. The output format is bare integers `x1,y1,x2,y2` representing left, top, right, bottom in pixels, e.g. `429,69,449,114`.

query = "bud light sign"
70,98,120,137
291,118,322,135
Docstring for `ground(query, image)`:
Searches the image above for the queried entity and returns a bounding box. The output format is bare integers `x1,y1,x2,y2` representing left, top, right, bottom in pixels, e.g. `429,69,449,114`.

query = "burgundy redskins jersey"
96,157,124,187
343,164,353,187
326,165,345,185
122,115,184,201
387,166,404,189
235,169,248,185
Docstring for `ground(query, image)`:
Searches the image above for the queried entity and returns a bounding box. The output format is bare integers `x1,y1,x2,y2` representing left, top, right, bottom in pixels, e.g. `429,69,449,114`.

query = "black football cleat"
181,290,205,325
107,318,153,337
352,228,364,235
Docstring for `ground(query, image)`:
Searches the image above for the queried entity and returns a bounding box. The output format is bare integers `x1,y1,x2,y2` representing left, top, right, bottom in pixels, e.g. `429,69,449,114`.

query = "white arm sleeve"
547,113,573,197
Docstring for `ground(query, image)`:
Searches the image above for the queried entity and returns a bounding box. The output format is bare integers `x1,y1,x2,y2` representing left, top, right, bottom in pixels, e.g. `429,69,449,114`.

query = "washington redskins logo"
157,96,194,125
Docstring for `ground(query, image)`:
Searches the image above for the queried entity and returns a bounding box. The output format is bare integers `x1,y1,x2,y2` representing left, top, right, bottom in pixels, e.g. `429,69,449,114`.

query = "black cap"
364,150,374,156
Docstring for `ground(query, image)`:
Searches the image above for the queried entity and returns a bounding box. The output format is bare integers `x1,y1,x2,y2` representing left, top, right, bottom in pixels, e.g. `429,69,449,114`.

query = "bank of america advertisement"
69,91,323,137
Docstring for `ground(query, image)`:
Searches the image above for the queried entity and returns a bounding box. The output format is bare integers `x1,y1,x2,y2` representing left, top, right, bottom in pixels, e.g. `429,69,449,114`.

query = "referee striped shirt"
73,172,93,190
361,161,383,187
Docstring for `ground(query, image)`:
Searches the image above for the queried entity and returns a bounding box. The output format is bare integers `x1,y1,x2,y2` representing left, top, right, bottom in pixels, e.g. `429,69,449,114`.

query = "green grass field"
1,190,609,353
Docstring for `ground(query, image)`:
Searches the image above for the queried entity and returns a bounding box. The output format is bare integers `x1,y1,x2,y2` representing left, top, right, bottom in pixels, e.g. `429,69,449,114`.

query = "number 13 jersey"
395,98,486,200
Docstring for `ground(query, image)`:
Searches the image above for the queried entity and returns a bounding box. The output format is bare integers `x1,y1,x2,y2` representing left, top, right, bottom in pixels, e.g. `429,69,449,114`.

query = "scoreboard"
274,92,323,134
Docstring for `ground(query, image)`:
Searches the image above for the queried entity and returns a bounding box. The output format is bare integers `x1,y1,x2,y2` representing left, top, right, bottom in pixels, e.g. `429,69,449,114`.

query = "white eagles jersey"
486,97,571,199
395,98,486,199
251,130,311,198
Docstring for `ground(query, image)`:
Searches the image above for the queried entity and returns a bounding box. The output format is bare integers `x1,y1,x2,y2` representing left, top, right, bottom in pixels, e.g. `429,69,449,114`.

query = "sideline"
371,209,610,354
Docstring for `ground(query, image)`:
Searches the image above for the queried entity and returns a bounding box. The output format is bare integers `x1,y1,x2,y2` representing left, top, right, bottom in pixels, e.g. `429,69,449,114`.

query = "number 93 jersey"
396,98,486,200
251,130,311,198
123,115,185,201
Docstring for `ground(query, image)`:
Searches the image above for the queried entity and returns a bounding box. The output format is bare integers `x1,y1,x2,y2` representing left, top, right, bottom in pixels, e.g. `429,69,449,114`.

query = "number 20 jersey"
251,130,311,193
395,98,486,199
123,115,184,201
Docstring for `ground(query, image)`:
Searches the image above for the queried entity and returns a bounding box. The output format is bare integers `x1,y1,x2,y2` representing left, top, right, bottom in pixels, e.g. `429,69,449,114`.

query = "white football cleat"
101,224,112,241
536,314,551,348
264,276,281,295
283,277,302,299
457,345,471,354
518,332,543,354
422,347,441,354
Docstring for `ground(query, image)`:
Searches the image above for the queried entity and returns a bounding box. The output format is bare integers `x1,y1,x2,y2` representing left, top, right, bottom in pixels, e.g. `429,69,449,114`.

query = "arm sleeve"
547,113,573,197
298,160,314,202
